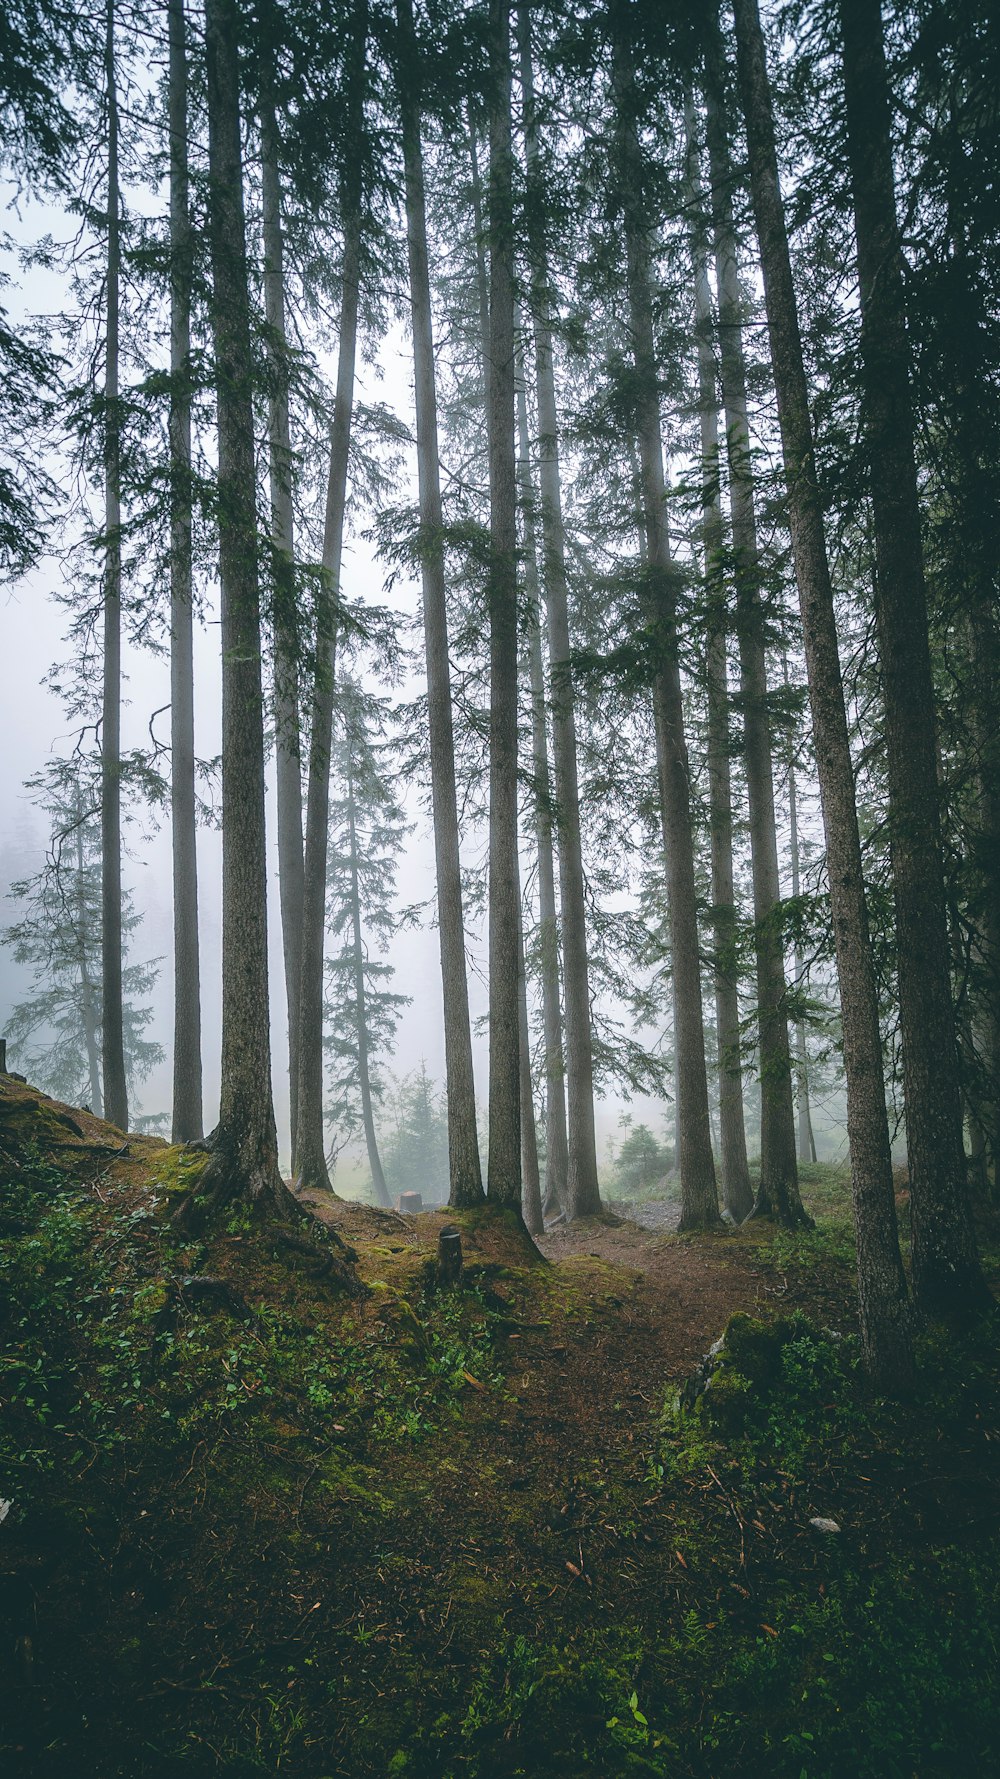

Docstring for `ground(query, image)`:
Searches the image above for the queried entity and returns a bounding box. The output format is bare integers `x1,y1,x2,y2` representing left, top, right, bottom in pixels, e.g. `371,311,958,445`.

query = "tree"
294,0,369,1195
382,1062,449,1206
700,36,806,1226
837,0,987,1315
518,0,602,1220
611,10,720,1232
323,679,412,1211
685,96,753,1222
101,0,127,1133
613,1121,671,1197
396,0,484,1209
259,41,305,1164
515,354,568,1219
730,0,912,1387
167,0,203,1145
485,0,523,1213
179,0,296,1223
4,760,161,1113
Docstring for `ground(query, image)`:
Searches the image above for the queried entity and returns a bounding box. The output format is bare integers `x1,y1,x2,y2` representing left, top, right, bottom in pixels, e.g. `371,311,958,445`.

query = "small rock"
808,1516,841,1535
0,1500,12,1527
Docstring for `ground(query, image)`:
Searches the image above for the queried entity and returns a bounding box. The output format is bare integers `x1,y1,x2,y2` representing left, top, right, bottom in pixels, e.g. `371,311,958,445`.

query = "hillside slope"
1,1074,998,1778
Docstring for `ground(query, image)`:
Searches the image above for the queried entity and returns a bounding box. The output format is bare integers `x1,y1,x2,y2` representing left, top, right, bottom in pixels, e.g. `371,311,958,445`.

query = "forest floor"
2,1073,999,1778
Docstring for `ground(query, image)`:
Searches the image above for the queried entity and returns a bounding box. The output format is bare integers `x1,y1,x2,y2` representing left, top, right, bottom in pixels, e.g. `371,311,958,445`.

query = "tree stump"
437,1225,462,1287
0,1039,6,1075
398,1191,422,1216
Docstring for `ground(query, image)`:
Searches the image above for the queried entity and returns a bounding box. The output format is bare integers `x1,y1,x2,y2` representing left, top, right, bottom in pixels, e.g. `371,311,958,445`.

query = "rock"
808,1516,841,1535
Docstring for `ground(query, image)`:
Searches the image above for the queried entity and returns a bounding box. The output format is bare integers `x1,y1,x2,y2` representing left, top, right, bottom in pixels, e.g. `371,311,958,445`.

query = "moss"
148,1144,210,1197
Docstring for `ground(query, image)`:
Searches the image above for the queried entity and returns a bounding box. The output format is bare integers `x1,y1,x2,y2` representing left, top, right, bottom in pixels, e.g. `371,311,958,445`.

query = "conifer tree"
730,0,912,1386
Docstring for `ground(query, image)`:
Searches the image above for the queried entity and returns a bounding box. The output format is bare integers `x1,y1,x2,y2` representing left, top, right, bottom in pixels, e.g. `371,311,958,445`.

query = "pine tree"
323,679,412,1212
4,759,161,1112
730,0,912,1388
167,0,203,1145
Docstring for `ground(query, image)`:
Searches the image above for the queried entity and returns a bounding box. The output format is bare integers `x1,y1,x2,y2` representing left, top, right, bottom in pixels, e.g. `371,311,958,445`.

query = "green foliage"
381,1062,450,1205
611,1120,674,1195
3,755,162,1111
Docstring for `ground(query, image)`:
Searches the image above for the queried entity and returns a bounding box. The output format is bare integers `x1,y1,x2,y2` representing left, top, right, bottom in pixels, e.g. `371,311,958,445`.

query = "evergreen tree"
323,678,412,1211
4,759,161,1112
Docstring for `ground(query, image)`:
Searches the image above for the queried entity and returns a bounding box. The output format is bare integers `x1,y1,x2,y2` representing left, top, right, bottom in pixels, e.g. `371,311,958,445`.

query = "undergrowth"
1,1122,999,1779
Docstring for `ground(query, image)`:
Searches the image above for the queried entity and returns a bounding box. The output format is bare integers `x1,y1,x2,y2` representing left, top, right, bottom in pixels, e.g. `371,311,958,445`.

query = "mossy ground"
1,1075,999,1777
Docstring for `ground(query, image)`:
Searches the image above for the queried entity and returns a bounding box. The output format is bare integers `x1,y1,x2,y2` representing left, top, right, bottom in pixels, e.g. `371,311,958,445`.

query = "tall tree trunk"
346,773,391,1209
967,602,1000,1184
838,0,986,1314
102,2,127,1134
612,26,720,1231
187,0,296,1222
518,2,601,1219
260,83,305,1166
518,885,544,1235
485,0,522,1211
294,1,368,1195
685,99,753,1223
76,805,103,1118
168,0,203,1144
783,652,818,1165
397,0,484,1208
700,65,806,1225
516,361,568,1218
730,0,912,1387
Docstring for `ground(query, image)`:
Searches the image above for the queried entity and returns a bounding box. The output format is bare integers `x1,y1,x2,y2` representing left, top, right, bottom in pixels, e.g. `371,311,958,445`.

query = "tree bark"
102,1,127,1134
612,26,720,1231
838,0,986,1314
516,359,568,1219
260,83,305,1166
76,804,103,1118
346,772,391,1209
294,0,368,1195
685,98,753,1223
517,880,544,1235
783,652,818,1165
518,2,601,1219
189,0,296,1222
485,0,522,1212
700,64,806,1225
168,0,203,1145
730,0,912,1387
397,0,484,1208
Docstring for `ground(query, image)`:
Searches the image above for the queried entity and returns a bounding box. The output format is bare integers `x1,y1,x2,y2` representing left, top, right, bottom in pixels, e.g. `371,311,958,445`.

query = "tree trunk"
967,601,1000,1184
189,0,296,1222
346,773,391,1209
783,652,818,1165
102,2,127,1134
485,0,522,1211
397,0,484,1208
168,0,203,1145
518,2,601,1219
76,806,102,1118
700,66,805,1225
838,0,986,1314
612,30,720,1231
516,361,568,1220
260,84,305,1166
294,0,368,1195
518,882,544,1235
685,98,753,1223
730,0,912,1387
